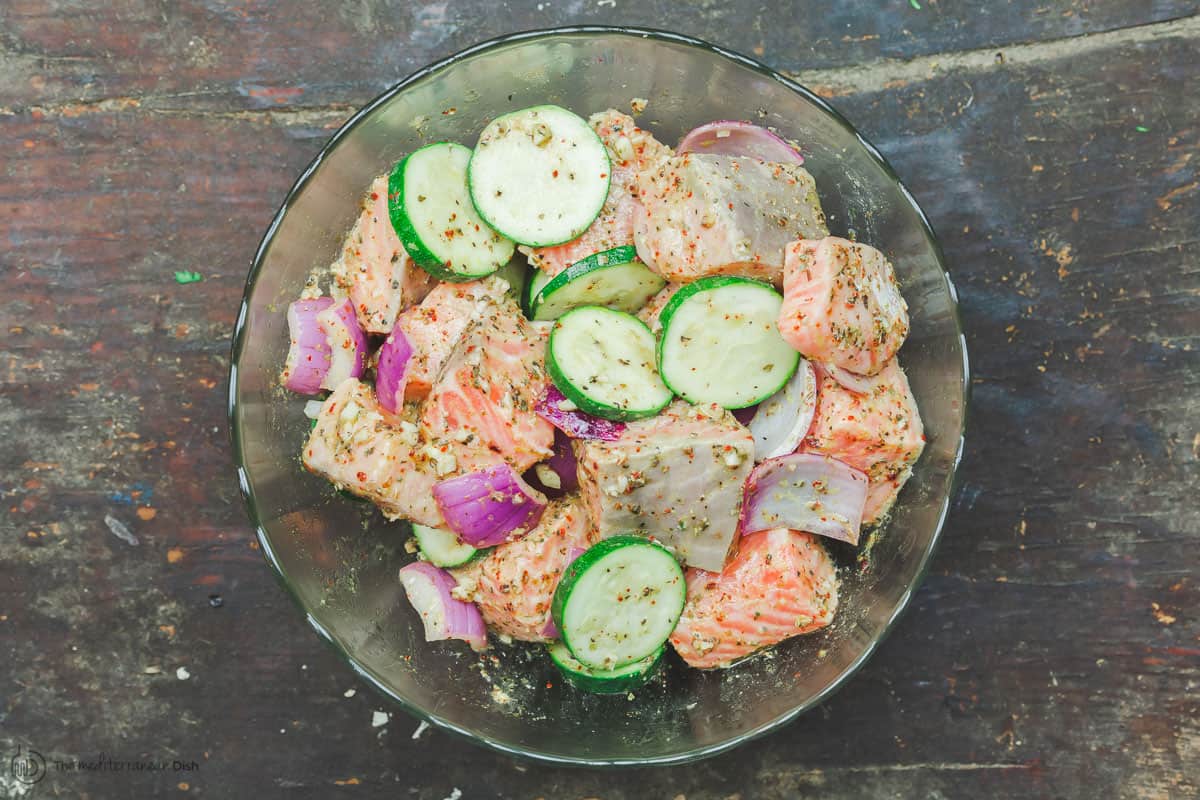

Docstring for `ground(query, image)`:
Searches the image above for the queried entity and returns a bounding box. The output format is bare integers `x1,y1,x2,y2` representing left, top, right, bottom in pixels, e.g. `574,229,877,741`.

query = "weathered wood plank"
2,0,1198,112
1,6,1197,800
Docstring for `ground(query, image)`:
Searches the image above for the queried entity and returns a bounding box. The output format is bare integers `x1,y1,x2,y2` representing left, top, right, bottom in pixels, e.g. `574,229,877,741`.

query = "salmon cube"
802,361,924,524
574,402,754,571
521,109,673,277
395,277,508,402
451,495,594,642
331,175,435,334
779,237,909,376
302,378,444,526
419,294,555,473
633,153,828,285
670,528,839,669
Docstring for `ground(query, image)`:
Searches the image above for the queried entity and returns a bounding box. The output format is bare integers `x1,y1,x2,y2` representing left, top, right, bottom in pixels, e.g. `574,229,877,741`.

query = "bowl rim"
228,24,970,768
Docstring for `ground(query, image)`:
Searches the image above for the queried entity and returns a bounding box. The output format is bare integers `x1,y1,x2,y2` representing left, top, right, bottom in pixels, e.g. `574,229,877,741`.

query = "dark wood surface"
2,2,1197,798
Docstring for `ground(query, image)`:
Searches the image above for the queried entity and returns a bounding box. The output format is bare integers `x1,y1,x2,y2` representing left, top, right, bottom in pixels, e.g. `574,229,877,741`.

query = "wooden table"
3,2,1197,797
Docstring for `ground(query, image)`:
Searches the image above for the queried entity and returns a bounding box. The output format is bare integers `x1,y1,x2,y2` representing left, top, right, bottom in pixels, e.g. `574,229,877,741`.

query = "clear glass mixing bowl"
229,26,968,766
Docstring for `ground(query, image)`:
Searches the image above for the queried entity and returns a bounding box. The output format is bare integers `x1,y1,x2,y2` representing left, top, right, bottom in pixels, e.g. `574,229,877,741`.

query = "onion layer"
748,358,817,461
678,121,804,164
546,430,579,492
740,453,868,545
433,463,548,548
376,329,413,414
282,298,334,394
732,405,758,426
535,385,626,440
316,298,367,391
398,561,487,651
824,362,876,395
526,430,579,500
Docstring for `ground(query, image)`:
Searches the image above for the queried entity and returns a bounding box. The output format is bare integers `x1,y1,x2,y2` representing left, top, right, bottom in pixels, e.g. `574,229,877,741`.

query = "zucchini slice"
389,142,515,282
522,268,553,318
547,640,664,694
546,306,672,421
530,246,666,322
468,105,611,246
551,535,686,670
412,523,481,569
657,276,800,408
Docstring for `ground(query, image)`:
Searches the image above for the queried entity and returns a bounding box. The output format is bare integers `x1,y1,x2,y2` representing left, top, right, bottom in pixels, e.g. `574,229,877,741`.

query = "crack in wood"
148,106,355,126
785,12,1200,96
782,762,1032,773
2,14,1197,124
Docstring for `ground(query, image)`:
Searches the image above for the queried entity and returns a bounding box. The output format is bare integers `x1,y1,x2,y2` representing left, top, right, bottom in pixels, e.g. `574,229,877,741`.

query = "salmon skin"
633,153,828,285
670,528,839,669
574,401,753,572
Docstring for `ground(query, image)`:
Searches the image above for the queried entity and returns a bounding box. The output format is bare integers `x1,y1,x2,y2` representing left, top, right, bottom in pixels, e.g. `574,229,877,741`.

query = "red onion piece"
316,298,367,391
375,329,413,414
539,545,588,639
525,431,578,499
398,561,487,651
748,359,817,461
740,453,868,545
535,385,626,440
678,121,804,164
433,463,548,548
732,405,758,426
524,467,560,499
547,430,579,492
824,362,876,395
282,297,334,394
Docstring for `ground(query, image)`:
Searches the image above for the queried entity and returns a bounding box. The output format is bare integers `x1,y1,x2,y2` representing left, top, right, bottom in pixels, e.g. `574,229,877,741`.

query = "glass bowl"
229,26,968,766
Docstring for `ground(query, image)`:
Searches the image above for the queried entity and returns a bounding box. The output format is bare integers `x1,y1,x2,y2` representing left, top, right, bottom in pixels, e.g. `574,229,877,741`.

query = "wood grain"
1,2,1197,798
2,0,1198,110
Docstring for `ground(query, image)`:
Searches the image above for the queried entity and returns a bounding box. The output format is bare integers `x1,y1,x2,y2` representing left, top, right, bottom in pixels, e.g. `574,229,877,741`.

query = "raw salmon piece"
635,283,683,334
802,360,924,524
302,378,444,526
574,401,753,571
633,154,828,285
521,109,673,277
451,495,594,641
420,293,554,473
669,528,839,669
589,108,674,171
331,175,435,334
779,237,909,377
395,277,507,402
